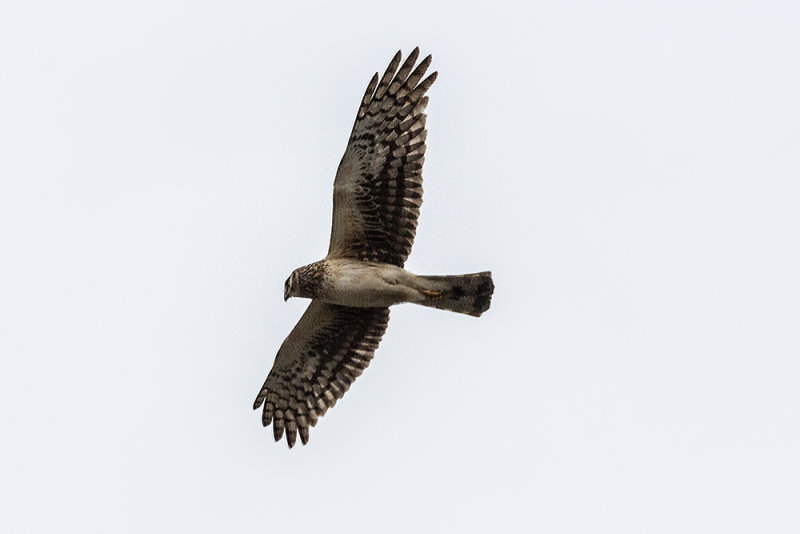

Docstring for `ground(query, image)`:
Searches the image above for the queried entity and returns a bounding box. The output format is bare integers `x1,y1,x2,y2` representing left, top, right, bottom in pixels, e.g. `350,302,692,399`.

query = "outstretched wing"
328,47,437,267
253,301,390,448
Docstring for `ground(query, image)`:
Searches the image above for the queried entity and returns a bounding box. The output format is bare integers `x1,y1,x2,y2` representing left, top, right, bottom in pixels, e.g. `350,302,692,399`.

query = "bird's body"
311,259,420,308
254,48,495,447
290,258,494,311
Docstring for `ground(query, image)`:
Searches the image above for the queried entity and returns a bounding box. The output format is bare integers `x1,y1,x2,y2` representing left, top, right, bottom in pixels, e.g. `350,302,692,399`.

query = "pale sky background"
1,1,798,532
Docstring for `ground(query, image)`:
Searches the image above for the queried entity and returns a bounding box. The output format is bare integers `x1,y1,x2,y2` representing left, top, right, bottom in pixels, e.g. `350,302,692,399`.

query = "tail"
415,271,494,317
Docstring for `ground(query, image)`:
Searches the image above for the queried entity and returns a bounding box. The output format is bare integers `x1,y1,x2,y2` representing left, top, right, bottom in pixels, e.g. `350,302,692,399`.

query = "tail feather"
415,271,494,317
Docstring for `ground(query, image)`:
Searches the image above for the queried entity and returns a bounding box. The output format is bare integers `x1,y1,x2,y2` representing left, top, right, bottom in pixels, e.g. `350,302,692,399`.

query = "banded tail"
415,271,494,317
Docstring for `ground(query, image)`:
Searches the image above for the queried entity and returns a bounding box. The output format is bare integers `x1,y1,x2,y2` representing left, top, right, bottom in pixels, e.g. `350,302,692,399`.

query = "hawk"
254,48,494,447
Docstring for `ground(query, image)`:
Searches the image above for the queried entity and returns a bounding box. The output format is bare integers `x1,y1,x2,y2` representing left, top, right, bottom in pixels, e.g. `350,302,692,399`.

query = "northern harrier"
254,48,494,447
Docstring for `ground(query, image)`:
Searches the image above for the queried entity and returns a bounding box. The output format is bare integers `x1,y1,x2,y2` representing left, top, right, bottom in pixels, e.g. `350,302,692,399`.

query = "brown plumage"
328,47,434,267
254,49,494,448
253,302,388,447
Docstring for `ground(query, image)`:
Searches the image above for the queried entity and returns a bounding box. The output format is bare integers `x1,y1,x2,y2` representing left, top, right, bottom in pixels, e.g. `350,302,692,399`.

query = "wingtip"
421,71,439,90
253,392,264,410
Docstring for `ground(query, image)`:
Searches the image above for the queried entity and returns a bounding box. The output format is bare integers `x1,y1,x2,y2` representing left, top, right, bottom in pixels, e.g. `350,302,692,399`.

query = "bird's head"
283,263,322,301
283,271,297,301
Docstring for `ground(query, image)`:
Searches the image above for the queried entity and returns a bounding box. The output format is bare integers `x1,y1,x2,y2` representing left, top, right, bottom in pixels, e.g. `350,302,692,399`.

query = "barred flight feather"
328,47,437,267
253,301,390,447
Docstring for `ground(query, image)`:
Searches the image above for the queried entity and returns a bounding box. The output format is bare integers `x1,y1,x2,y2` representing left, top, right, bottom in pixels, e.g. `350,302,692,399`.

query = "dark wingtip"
253,392,264,410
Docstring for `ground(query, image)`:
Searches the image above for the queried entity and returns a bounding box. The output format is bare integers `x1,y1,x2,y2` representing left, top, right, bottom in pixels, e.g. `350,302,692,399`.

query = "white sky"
1,1,799,532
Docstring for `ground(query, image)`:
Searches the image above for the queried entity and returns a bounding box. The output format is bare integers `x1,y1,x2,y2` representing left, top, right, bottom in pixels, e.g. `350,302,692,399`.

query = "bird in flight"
254,48,494,447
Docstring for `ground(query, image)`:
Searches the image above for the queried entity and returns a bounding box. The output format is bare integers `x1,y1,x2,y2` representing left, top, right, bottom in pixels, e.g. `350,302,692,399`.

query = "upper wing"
253,300,390,448
328,48,437,267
